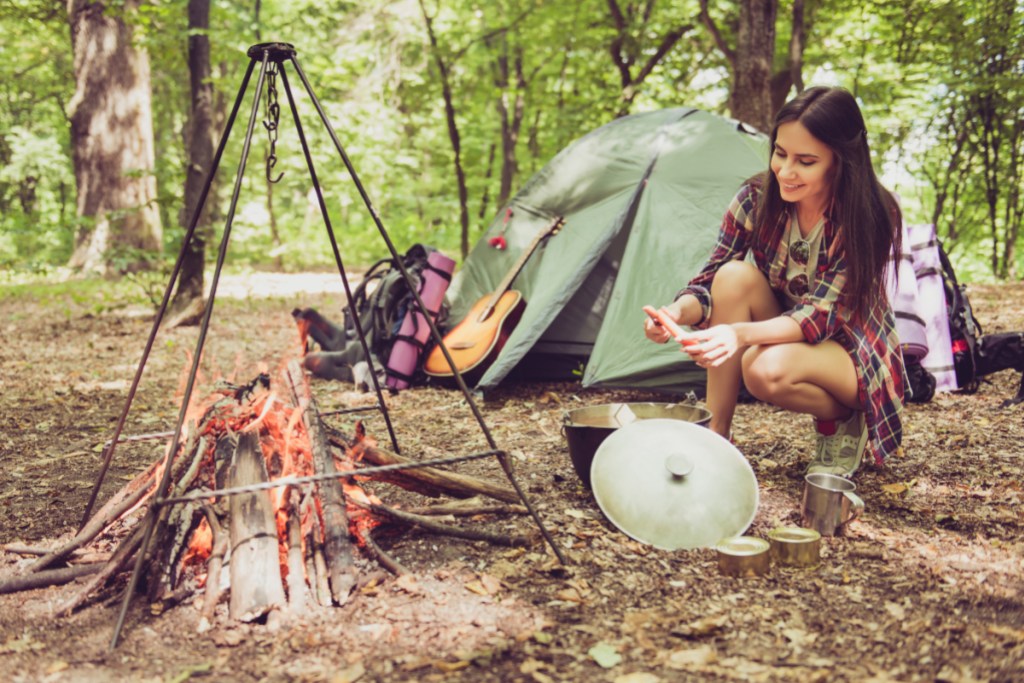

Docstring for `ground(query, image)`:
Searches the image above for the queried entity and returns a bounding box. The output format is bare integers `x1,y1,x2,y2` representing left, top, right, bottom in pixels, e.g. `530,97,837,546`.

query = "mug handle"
843,491,865,524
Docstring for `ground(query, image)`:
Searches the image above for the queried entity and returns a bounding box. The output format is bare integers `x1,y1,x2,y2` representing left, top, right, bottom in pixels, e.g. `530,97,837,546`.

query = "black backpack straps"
937,241,983,391
938,242,983,338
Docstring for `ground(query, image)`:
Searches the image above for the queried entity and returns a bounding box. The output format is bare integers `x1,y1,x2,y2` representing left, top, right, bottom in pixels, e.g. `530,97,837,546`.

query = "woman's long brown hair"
753,86,901,321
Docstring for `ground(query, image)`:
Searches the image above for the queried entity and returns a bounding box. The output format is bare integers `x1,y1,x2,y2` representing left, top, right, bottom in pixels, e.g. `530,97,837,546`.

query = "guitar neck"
482,216,563,314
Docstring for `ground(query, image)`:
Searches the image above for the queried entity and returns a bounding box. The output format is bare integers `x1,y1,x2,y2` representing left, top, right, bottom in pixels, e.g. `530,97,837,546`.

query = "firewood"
285,488,310,614
146,435,209,603
227,431,286,622
197,505,227,633
302,491,332,608
312,542,331,608
59,523,147,615
28,467,155,574
405,496,529,517
286,361,356,606
147,501,201,603
327,430,520,504
361,501,536,548
0,564,101,594
360,531,408,576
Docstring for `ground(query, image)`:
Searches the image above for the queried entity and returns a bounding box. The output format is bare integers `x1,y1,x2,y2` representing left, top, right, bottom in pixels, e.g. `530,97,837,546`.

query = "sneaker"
807,412,868,477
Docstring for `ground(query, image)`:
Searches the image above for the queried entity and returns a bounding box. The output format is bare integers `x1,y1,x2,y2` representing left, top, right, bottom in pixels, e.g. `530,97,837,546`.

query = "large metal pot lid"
590,419,758,551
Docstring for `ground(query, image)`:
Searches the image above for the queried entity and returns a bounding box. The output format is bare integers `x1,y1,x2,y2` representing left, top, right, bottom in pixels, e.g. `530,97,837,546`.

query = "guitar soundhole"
450,341,477,350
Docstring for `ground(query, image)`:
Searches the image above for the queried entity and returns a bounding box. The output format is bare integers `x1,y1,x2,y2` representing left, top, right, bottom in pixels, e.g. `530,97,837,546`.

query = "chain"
263,62,284,184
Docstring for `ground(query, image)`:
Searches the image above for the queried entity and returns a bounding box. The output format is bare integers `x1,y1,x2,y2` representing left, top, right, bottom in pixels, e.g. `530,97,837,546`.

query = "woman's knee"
742,345,796,402
709,261,778,322
710,260,763,300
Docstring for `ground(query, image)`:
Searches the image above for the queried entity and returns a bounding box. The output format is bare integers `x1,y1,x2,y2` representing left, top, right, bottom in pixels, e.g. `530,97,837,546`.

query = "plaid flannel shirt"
679,183,906,466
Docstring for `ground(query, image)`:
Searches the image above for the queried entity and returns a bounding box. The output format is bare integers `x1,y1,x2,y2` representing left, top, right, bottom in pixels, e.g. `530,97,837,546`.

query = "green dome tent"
443,107,768,394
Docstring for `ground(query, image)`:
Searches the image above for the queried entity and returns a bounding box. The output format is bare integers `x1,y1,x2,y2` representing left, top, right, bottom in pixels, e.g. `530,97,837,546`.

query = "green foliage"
1,0,1021,281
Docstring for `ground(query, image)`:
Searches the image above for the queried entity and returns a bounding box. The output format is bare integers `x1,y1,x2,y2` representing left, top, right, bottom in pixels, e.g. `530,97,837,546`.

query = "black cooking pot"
562,402,712,489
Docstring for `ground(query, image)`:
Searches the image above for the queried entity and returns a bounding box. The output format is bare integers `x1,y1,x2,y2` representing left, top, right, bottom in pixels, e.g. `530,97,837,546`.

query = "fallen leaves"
664,645,717,669
3,282,1024,683
588,641,623,668
464,572,503,596
670,614,729,639
881,482,910,496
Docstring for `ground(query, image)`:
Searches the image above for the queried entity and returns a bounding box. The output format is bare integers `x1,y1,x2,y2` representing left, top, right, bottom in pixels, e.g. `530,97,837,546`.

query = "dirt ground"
1,275,1023,683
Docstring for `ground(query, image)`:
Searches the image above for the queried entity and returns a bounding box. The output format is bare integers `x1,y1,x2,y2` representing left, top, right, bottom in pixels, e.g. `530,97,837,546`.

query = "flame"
183,517,212,565
168,326,383,587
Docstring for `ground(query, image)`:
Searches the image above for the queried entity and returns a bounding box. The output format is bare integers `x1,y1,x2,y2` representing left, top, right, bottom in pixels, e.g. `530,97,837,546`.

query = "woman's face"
770,120,835,214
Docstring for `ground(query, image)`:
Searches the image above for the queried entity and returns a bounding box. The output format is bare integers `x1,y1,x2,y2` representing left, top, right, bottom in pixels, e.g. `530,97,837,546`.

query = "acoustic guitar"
424,216,565,383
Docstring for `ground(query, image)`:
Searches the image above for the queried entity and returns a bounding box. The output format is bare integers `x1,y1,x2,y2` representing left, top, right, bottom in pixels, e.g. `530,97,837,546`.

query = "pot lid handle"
665,453,694,479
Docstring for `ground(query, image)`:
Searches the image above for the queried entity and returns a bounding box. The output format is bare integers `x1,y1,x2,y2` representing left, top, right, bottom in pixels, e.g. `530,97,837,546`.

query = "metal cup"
801,473,864,536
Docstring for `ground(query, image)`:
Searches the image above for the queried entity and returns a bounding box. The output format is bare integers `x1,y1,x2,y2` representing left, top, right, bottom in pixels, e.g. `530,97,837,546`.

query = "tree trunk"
493,40,526,208
168,0,215,320
729,0,778,133
419,0,471,259
769,0,810,114
66,0,162,275
699,0,779,132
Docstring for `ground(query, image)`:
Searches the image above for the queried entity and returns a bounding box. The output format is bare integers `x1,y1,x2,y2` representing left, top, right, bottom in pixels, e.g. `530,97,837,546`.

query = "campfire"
2,358,535,632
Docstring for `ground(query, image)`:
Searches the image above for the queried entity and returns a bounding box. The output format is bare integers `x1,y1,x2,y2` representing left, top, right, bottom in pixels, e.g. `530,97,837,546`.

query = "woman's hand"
680,324,740,368
643,303,685,344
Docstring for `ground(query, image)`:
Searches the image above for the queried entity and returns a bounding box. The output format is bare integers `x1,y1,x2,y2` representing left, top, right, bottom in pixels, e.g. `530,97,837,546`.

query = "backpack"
937,242,983,392
293,244,449,386
904,360,937,403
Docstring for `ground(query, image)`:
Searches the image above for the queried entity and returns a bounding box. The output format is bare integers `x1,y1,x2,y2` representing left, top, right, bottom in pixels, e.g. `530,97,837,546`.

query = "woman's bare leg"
704,261,782,438
741,340,861,418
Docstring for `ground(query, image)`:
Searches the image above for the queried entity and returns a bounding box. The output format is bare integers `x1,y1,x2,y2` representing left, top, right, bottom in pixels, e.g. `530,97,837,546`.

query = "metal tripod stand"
80,42,565,651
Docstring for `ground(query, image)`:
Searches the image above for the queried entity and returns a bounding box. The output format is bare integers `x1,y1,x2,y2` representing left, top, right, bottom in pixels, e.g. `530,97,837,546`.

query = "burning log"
227,431,286,621
286,361,356,605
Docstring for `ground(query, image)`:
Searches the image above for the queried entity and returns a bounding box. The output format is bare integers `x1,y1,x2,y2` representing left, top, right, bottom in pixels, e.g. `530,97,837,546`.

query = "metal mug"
801,473,864,536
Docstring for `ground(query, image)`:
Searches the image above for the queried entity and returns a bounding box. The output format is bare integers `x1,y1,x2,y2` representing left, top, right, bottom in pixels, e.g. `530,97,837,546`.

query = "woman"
645,86,905,476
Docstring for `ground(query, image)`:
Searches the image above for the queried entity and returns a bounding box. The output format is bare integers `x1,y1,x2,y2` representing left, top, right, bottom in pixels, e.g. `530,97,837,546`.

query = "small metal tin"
768,526,821,567
715,536,770,577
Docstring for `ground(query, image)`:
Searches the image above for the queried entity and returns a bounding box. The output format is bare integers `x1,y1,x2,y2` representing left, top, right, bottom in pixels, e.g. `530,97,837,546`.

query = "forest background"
1,0,1022,308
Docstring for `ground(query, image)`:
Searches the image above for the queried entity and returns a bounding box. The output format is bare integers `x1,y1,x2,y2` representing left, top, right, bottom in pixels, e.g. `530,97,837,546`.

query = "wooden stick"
364,501,535,547
29,470,155,574
303,494,332,608
5,544,85,558
198,505,227,632
285,489,309,614
0,564,101,595
405,496,529,517
327,430,520,504
146,434,208,602
360,531,407,576
58,524,146,616
287,361,355,605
